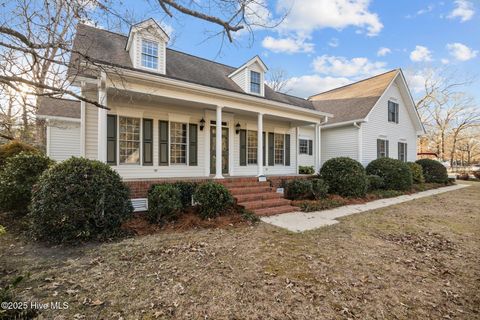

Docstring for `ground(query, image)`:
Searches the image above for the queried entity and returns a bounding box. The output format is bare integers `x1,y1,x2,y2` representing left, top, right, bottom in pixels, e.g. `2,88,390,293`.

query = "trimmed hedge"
172,181,198,208
320,157,367,197
407,162,425,184
416,159,448,183
299,166,315,174
366,158,413,191
193,182,234,219
0,140,38,167
29,157,133,244
311,178,328,200
366,174,385,191
147,184,183,223
0,152,53,213
285,179,312,200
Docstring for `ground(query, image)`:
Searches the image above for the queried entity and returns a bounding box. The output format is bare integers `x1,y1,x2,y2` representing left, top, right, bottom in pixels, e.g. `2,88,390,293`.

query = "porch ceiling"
109,88,320,126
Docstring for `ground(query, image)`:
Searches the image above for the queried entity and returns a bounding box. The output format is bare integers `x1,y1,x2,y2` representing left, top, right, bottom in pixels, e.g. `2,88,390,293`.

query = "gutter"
37,115,81,123
321,119,366,129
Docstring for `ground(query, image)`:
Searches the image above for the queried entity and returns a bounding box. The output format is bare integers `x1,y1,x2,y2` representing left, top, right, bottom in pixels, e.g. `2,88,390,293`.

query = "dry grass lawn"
1,182,479,319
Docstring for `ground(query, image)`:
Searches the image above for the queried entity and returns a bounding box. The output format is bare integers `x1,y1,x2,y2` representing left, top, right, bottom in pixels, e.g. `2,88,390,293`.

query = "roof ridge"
77,23,128,38
308,69,399,100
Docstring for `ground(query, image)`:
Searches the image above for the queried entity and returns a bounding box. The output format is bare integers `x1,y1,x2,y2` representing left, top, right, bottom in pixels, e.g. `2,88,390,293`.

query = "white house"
37,19,424,215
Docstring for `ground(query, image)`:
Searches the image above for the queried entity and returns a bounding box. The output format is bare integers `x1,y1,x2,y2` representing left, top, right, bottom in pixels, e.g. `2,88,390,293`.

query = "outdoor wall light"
199,118,205,131
235,122,241,134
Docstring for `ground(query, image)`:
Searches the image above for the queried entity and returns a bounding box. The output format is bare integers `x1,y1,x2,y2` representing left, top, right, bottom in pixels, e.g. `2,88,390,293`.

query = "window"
377,139,389,158
119,117,141,164
299,139,311,155
141,39,158,69
398,142,407,162
274,133,285,165
388,101,399,123
247,130,258,164
250,71,261,94
170,122,187,164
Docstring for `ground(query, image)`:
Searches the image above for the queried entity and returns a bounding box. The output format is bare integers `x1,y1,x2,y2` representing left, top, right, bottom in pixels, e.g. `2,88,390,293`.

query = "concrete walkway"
261,184,469,233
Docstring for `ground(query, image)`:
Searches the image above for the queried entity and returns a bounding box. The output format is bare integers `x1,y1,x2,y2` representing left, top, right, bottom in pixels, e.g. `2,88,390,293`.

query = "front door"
210,126,229,175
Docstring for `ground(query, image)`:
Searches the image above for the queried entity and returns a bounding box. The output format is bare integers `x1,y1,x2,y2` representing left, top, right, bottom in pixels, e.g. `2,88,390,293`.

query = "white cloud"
312,54,387,78
446,42,478,61
261,36,314,54
410,45,433,62
285,75,351,98
441,58,450,64
275,0,383,37
328,38,339,48
448,0,475,22
406,4,435,18
377,47,391,56
403,69,430,94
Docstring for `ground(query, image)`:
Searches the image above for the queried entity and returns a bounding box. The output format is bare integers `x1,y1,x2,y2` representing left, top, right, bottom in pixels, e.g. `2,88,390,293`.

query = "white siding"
230,61,265,96
85,103,98,160
47,122,80,161
298,126,315,167
231,69,247,92
361,80,418,166
321,126,359,165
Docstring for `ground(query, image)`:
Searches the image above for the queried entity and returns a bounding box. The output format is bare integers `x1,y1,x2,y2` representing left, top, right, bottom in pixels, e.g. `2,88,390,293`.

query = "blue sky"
115,0,479,101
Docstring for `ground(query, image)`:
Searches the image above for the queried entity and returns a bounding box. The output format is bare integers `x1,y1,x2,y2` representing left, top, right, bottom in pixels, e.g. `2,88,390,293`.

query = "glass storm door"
210,126,229,175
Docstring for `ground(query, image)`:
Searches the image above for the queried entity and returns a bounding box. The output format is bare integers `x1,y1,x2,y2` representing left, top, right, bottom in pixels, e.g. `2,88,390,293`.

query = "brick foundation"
124,175,312,198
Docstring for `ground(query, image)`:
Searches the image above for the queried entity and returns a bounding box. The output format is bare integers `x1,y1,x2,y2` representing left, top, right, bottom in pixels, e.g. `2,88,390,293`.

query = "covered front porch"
81,71,330,180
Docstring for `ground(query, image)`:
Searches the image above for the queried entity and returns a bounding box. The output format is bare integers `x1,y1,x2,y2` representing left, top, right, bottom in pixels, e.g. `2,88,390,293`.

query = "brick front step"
253,205,299,216
234,192,282,203
238,198,292,210
220,181,271,188
229,186,273,195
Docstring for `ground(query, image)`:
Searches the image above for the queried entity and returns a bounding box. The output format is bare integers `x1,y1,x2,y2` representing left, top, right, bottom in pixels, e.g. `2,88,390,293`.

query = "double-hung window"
170,122,187,164
299,139,311,155
141,39,158,69
398,142,407,162
274,133,285,165
119,117,141,164
250,71,261,94
247,130,258,164
388,101,399,123
377,139,389,158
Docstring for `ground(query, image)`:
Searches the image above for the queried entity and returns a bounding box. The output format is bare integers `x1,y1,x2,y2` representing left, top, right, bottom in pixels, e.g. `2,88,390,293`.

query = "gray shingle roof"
310,69,399,124
69,24,315,110
37,97,80,119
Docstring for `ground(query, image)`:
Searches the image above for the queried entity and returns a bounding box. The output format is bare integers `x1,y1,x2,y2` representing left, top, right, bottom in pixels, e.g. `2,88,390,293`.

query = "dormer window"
250,71,261,94
141,39,158,69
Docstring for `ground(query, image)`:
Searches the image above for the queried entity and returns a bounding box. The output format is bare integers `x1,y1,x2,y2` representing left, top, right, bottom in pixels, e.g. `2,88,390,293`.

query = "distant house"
37,19,424,214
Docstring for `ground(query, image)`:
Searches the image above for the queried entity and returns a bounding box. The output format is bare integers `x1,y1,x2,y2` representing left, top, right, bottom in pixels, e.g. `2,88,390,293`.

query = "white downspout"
353,122,363,165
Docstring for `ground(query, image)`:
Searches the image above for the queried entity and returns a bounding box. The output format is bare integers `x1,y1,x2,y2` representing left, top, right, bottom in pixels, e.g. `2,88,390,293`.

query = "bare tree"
267,68,291,93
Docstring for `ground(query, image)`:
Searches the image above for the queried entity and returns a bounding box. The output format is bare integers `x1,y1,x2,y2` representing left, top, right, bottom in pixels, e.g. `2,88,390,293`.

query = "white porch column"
80,82,86,157
314,123,321,172
214,105,223,179
97,74,108,162
257,113,264,176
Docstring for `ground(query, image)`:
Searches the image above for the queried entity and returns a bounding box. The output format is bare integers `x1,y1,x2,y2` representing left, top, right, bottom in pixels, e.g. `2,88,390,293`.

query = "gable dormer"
228,56,268,97
126,18,170,74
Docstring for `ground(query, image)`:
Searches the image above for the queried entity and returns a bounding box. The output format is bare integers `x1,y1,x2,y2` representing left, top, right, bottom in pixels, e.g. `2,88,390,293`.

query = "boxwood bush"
29,157,133,244
193,182,234,219
172,181,198,208
416,159,448,183
147,184,183,223
366,174,385,191
285,179,312,200
311,178,328,200
319,157,367,197
0,140,38,168
407,162,425,184
0,152,53,213
366,158,413,191
298,165,315,174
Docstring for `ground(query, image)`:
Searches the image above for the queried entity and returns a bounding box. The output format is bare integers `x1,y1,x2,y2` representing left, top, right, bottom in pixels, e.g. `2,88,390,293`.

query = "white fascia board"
321,119,366,129
37,115,81,122
228,56,268,78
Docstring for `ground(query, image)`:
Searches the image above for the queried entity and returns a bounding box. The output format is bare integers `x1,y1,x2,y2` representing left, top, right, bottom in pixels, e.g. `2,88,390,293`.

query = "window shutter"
268,132,274,166
395,104,399,123
398,142,401,160
263,132,266,166
189,124,198,166
405,143,407,161
142,119,153,166
308,140,313,155
285,134,290,166
159,120,169,166
386,140,390,157
107,115,117,165
377,139,381,158
388,101,392,122
239,129,246,166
